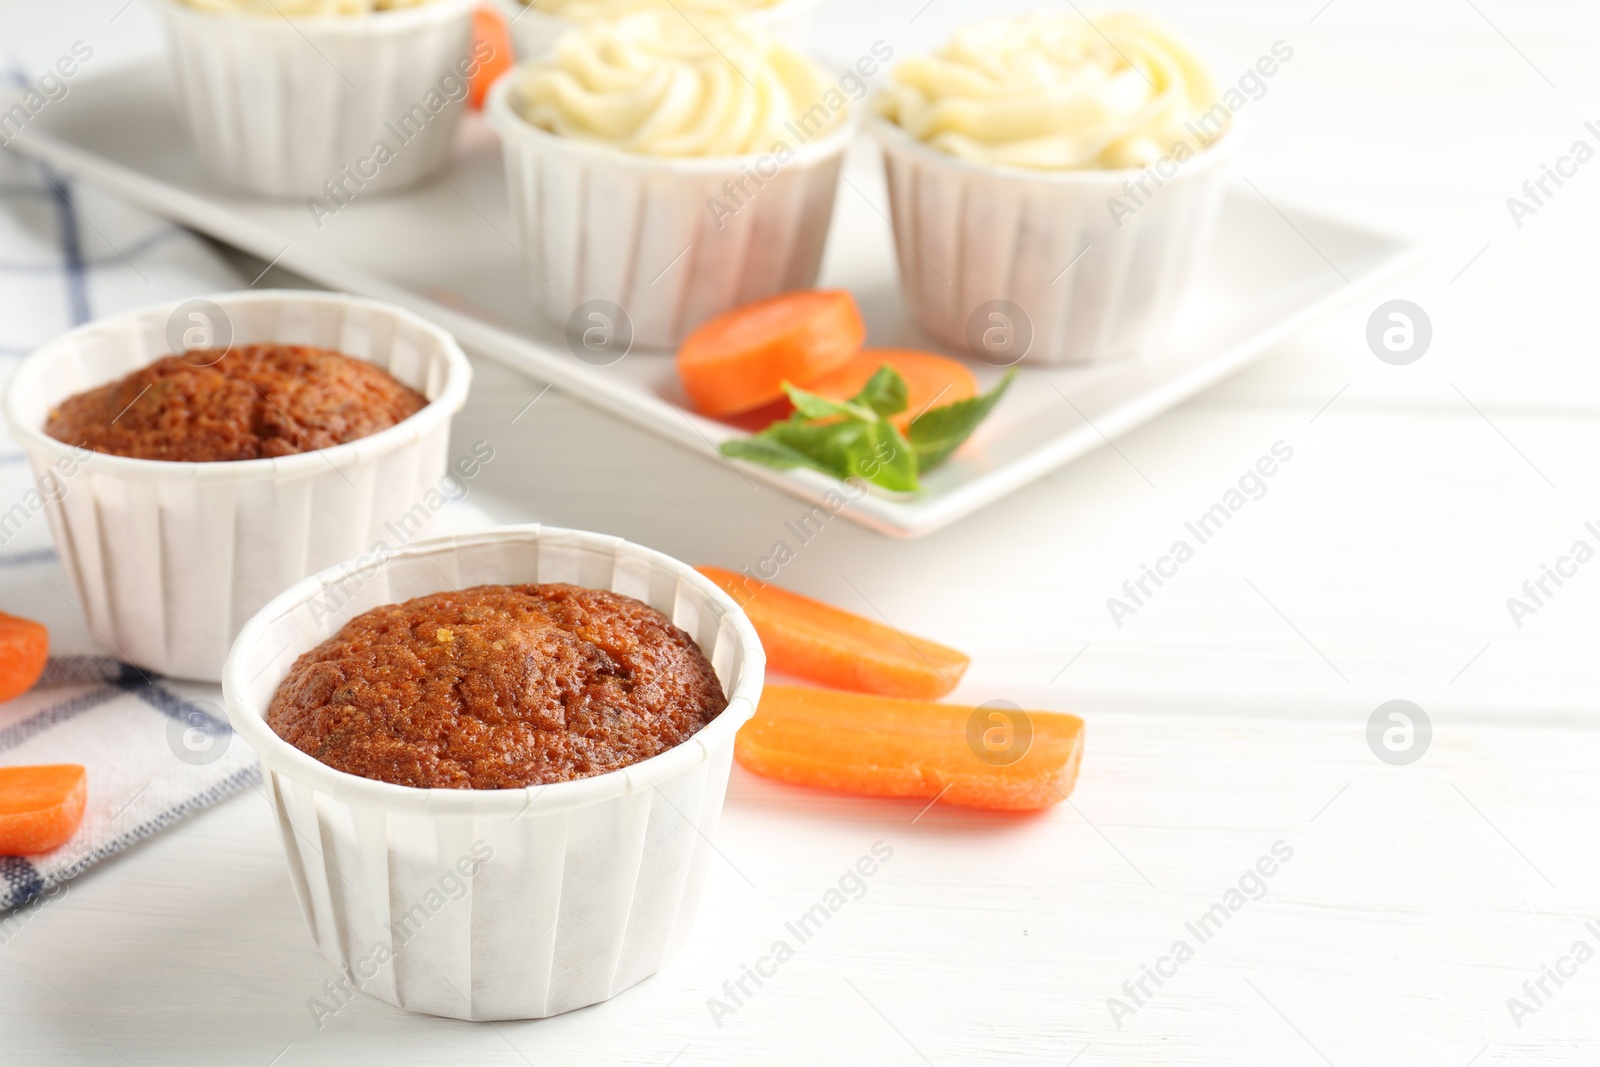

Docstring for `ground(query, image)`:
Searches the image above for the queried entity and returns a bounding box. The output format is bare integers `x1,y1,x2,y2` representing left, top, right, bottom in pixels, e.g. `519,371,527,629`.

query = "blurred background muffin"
487,8,858,348
873,11,1240,366
496,0,820,60
155,0,480,197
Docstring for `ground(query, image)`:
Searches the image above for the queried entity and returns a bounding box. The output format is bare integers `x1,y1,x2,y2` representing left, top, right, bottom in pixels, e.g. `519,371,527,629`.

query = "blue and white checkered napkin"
0,659,260,911
0,113,267,911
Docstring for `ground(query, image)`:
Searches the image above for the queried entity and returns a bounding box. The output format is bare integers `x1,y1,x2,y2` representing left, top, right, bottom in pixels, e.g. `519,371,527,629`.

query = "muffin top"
44,344,427,463
509,10,841,157
176,0,438,15
878,11,1221,170
266,583,728,789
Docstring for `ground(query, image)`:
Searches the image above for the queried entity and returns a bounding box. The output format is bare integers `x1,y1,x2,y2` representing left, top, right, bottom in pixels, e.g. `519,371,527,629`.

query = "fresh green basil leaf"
908,369,1016,472
718,366,929,493
762,416,851,460
766,419,870,482
763,416,920,492
783,382,875,422
852,419,920,491
720,436,842,478
848,365,909,418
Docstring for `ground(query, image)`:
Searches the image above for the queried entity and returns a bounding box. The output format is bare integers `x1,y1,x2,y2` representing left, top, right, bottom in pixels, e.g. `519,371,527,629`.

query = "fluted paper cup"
872,113,1241,365
486,70,855,349
220,525,765,1021
495,0,822,59
1,290,472,682
153,0,478,198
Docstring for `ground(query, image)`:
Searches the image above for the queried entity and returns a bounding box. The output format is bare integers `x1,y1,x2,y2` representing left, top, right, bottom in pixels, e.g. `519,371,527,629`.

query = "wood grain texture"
3,0,1599,1062
3,714,1596,1064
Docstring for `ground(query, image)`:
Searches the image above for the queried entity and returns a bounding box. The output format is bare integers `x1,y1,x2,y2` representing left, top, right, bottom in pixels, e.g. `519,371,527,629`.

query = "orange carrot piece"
678,290,865,417
468,5,514,110
697,566,969,699
0,612,49,703
736,686,1083,812
801,348,979,431
0,765,87,854
717,396,794,434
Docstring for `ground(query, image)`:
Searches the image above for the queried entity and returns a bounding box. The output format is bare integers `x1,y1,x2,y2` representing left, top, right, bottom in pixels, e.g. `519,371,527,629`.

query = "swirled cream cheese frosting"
510,11,840,157
879,12,1223,170
527,0,782,18
178,0,435,14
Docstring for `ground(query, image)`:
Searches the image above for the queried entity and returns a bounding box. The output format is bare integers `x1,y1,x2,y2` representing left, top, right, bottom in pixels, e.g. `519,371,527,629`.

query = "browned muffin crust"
266,583,728,789
44,344,427,462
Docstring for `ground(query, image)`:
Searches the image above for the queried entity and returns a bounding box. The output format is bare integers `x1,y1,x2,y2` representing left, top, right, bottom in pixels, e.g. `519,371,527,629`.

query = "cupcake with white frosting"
487,9,858,348
154,0,483,197
874,11,1241,365
497,0,821,60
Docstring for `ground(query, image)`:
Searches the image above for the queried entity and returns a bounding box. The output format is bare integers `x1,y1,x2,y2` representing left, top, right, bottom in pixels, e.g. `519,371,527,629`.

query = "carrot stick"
800,348,979,431
468,6,514,110
0,765,87,855
678,290,865,417
0,612,49,703
697,566,968,699
735,686,1083,812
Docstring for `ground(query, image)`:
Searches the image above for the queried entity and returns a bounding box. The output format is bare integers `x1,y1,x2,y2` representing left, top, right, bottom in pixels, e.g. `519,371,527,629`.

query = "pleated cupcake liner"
1,290,472,681
221,525,766,1020
154,0,478,198
872,114,1241,365
486,71,856,349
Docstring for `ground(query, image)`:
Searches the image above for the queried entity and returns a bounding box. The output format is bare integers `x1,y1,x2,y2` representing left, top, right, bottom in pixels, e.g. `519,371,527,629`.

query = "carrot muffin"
44,344,427,462
266,583,728,789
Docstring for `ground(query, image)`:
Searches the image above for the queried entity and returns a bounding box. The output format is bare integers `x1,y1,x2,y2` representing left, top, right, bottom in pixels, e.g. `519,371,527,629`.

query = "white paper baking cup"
1,290,472,682
496,0,821,60
872,113,1242,365
153,0,478,198
220,525,765,1021
486,70,856,349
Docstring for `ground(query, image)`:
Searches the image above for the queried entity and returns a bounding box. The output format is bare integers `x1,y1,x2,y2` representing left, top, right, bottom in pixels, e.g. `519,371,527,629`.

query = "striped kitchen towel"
0,657,261,912
0,93,498,911
0,72,267,912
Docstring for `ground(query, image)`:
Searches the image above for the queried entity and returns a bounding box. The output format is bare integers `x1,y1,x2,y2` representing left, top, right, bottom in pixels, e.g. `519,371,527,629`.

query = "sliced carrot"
468,5,514,110
801,348,979,431
0,765,87,854
697,566,969,699
678,290,865,417
0,612,49,703
718,396,794,434
736,686,1083,812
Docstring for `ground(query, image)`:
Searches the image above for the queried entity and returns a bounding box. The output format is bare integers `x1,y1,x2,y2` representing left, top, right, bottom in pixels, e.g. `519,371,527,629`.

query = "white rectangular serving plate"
3,61,1415,538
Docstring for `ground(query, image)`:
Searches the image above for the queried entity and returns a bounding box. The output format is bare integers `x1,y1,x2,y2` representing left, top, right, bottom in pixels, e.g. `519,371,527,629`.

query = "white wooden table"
4,0,1600,1062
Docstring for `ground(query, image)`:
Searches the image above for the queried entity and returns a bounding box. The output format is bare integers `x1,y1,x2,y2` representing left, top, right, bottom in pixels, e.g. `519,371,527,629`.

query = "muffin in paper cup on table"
153,0,485,197
872,11,1244,366
0,290,471,682
486,8,859,349
221,525,765,1021
494,0,822,60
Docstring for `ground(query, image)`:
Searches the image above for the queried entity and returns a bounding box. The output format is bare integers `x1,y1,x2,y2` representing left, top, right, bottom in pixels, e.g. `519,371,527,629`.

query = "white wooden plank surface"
3,0,1600,1063
3,713,1596,1065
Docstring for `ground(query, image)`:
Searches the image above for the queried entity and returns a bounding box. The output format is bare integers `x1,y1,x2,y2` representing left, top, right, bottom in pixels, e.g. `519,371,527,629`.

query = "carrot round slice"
468,5,514,110
801,348,978,431
0,765,87,855
735,686,1084,812
0,612,49,703
678,290,865,417
697,566,969,699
